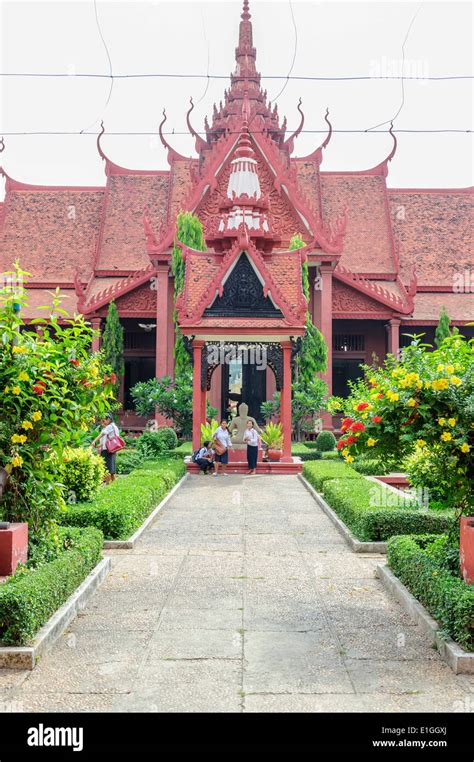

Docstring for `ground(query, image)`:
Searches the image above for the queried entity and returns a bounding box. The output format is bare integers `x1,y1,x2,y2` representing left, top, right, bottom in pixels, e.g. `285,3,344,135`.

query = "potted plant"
260,422,283,462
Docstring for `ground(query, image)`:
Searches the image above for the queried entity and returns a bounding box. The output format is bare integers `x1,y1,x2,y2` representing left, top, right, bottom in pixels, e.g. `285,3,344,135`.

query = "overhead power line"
1,129,471,136
0,72,472,81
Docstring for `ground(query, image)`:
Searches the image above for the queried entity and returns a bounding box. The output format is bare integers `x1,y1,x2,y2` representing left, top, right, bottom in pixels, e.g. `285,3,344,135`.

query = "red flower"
377,393,384,399
350,421,366,433
357,402,369,411
33,382,46,395
109,373,117,385
372,415,382,423
69,359,80,367
341,417,353,432
346,435,357,445
337,439,347,450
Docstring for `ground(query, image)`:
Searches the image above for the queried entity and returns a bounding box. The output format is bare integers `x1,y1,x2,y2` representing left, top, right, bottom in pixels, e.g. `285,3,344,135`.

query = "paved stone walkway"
1,475,473,712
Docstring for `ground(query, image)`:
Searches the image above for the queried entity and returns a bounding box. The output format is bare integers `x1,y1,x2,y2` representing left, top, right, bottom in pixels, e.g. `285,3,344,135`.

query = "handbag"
213,438,227,456
105,432,126,453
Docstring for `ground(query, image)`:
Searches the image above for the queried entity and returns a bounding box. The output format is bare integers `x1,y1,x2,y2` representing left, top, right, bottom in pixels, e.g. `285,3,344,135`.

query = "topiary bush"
60,447,106,503
321,478,453,542
315,430,336,452
402,445,454,504
387,534,474,651
0,526,103,645
136,428,178,457
60,458,185,540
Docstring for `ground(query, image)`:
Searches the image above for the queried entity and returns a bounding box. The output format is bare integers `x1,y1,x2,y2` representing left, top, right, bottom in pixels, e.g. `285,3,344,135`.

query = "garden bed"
379,533,474,671
0,526,107,662
60,458,186,541
302,461,454,543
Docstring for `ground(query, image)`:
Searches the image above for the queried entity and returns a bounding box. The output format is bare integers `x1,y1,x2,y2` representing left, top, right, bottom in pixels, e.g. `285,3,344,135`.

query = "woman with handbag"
92,413,124,482
212,419,233,477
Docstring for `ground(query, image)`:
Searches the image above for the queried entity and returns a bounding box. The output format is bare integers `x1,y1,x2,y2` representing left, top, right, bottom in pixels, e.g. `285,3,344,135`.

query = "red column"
281,341,293,463
192,340,204,450
90,317,101,353
314,264,333,429
200,387,207,424
387,318,401,359
155,264,170,379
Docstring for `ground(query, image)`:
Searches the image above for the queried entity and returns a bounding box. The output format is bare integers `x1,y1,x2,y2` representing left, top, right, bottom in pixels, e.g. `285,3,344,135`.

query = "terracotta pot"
460,516,474,585
267,448,283,462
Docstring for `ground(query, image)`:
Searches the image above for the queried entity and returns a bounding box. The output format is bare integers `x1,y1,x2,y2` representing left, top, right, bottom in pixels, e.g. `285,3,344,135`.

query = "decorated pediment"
204,252,283,317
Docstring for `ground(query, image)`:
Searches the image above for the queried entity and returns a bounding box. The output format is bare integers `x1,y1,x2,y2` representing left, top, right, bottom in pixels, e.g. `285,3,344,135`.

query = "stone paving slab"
3,474,473,713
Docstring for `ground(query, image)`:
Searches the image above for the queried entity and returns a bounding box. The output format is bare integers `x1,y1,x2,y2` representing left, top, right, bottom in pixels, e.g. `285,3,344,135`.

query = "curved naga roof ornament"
282,98,304,156
186,97,209,155
158,109,188,165
297,108,333,165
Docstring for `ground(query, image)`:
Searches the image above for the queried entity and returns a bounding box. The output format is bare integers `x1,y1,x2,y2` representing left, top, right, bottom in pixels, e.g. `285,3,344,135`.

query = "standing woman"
92,413,120,483
243,419,259,475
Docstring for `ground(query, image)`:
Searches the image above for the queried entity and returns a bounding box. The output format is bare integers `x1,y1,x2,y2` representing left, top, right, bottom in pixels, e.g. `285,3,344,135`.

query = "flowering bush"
60,448,106,503
0,267,115,534
329,334,473,511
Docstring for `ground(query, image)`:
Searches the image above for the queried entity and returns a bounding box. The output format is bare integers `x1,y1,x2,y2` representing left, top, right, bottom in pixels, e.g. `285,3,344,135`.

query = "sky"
0,0,472,195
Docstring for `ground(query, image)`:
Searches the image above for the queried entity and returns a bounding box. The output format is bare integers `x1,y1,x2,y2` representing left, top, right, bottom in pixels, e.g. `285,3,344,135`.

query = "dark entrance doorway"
221,358,266,423
332,358,365,398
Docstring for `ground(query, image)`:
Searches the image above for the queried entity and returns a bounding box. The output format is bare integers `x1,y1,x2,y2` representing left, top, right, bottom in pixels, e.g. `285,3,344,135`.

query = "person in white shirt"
91,413,120,482
195,441,214,474
212,420,233,476
243,419,259,474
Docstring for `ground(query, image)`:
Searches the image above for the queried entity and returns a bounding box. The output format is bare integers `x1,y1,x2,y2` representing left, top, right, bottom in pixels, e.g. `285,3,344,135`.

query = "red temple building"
1,1,472,453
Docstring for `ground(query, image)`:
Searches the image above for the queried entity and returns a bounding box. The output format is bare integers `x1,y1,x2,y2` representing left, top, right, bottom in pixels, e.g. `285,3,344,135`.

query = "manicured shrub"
402,445,455,504
136,428,178,457
322,478,453,542
60,447,106,502
0,526,103,645
60,458,185,540
315,430,336,452
352,458,389,476
115,449,143,474
387,534,474,651
321,451,341,460
303,460,362,491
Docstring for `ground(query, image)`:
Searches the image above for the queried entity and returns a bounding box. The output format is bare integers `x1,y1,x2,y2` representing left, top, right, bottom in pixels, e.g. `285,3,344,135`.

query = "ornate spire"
234,0,257,79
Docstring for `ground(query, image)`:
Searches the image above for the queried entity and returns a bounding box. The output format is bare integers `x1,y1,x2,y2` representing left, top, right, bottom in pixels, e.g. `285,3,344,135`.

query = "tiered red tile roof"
0,0,472,327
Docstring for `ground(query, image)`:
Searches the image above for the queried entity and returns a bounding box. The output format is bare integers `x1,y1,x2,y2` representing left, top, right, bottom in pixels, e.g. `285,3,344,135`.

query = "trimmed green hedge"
0,526,103,646
322,478,454,542
291,443,322,461
303,460,363,491
388,534,474,651
61,458,185,540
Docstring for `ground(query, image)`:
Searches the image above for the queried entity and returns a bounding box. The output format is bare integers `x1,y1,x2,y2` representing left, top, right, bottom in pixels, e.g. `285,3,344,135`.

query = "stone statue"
229,402,262,446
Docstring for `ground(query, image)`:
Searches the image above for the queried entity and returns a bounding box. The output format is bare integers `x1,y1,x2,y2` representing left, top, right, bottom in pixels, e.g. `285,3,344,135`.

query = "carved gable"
98,280,157,316
204,253,283,318
332,279,394,317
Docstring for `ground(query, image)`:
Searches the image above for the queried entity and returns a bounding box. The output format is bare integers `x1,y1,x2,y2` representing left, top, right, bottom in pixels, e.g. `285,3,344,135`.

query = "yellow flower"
445,365,454,374
21,420,33,430
416,439,426,448
424,381,431,389
367,438,378,447
12,386,21,395
460,443,470,453
438,418,446,426
12,346,26,354
11,434,27,444
345,455,354,463
447,418,456,427
437,364,444,372
342,448,349,457
18,371,29,382
80,422,88,432
441,431,452,442
432,378,449,391
90,365,99,378
4,386,9,394
32,411,42,422
407,398,416,407
4,463,12,475
450,376,462,386
415,380,423,390
387,391,399,402
11,456,23,468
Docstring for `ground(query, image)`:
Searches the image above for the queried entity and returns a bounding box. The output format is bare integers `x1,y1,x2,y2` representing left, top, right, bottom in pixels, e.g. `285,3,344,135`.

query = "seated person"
195,441,214,474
